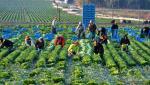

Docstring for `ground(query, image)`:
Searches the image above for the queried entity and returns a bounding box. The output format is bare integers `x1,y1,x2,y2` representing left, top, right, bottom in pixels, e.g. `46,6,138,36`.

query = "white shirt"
52,19,57,28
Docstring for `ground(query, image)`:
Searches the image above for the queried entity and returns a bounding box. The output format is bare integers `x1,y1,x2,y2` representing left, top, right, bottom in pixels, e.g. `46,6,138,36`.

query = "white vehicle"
69,5,79,12
54,0,63,4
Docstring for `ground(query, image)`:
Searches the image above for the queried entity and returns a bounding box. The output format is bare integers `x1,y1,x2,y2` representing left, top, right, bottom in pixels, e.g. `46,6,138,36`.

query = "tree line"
76,0,150,10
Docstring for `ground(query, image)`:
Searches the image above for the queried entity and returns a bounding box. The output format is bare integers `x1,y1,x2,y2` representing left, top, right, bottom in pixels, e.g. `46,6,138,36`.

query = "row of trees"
76,0,150,10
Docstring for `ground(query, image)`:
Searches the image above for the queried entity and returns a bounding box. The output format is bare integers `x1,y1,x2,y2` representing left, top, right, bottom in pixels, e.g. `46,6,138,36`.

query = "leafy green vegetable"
23,79,36,85
82,55,91,65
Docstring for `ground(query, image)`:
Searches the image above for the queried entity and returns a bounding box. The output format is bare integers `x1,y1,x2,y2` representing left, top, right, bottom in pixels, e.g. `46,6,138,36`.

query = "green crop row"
0,50,20,67
48,46,62,64
107,45,127,70
103,46,117,68
0,49,9,59
15,47,32,64
82,55,91,65
35,51,49,68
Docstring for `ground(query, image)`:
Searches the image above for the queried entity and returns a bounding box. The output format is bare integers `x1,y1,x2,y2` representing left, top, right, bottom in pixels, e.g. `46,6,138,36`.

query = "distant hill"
76,0,150,10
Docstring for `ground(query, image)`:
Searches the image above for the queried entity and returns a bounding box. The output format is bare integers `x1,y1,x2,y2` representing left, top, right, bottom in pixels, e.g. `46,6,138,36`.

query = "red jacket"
54,36,65,47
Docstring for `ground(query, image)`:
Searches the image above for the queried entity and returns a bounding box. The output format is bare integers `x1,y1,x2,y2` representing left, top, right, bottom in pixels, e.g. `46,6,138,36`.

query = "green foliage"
52,77,64,83
127,69,144,79
25,50,37,62
119,51,136,66
130,50,147,65
100,81,110,85
116,80,125,85
108,45,127,70
73,55,80,61
23,79,36,85
82,55,91,65
104,52,116,68
144,80,150,85
110,67,119,75
0,50,20,66
0,25,150,84
87,80,98,85
39,78,49,84
72,66,84,79
15,48,32,63
59,49,67,61
29,68,42,77
56,61,65,70
0,71,10,79
20,62,30,69
0,49,9,59
48,52,57,64
92,54,101,63
48,46,61,64
36,51,48,67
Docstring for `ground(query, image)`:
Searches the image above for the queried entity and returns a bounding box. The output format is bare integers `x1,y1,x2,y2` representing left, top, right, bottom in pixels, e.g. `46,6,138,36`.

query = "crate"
82,4,95,28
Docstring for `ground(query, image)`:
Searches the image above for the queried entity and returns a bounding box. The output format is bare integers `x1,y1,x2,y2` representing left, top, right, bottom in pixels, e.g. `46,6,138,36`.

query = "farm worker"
68,41,80,56
120,19,127,24
111,19,115,24
122,20,127,24
54,35,65,48
120,34,130,51
97,27,107,36
75,21,85,39
93,39,104,59
0,37,14,52
99,33,108,45
140,27,150,38
111,20,119,39
25,36,34,47
143,20,149,24
120,19,123,24
35,37,45,50
51,17,57,34
88,20,97,40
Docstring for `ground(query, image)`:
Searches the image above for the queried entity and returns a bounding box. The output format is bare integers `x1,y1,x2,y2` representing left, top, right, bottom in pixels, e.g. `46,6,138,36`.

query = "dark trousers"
90,32,96,40
77,32,85,39
94,46,105,65
8,46,14,53
94,46,104,55
51,26,57,34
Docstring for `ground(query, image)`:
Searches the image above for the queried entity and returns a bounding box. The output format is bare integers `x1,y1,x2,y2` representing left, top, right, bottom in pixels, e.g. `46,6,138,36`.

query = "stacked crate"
82,4,95,28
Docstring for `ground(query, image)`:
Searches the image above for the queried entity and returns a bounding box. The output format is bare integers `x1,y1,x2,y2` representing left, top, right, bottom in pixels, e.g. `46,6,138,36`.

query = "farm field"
0,0,114,24
0,0,82,23
0,0,150,85
0,24,150,85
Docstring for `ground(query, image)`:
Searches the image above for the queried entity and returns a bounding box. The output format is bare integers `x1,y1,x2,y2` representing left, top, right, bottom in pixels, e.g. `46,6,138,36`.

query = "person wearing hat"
54,35,65,48
68,41,80,56
120,34,130,51
75,21,85,39
35,37,45,50
51,17,57,34
88,20,97,40
25,36,34,46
